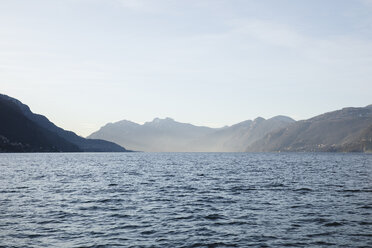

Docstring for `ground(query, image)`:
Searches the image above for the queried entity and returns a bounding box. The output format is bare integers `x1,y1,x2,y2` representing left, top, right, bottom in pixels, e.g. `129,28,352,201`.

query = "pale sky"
1,0,372,137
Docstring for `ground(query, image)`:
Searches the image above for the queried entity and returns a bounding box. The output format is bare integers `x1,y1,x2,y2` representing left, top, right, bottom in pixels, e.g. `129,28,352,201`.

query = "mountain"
88,118,217,152
246,105,372,152
187,116,295,152
0,94,128,152
0,95,80,152
87,116,294,152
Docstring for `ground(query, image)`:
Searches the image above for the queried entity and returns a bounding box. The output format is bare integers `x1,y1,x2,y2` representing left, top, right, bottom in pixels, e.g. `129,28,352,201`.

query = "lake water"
0,152,371,247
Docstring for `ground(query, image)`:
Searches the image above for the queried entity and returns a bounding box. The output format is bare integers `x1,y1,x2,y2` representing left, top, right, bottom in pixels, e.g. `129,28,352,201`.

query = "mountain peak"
153,117,174,123
116,119,140,126
145,117,176,126
269,115,295,123
253,117,265,122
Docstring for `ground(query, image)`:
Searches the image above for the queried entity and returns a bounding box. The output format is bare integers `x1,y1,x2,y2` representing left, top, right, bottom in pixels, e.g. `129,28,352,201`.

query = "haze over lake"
1,0,372,247
1,152,371,247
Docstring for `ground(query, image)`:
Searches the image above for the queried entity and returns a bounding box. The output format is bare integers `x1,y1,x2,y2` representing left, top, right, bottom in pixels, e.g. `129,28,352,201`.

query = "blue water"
0,152,371,247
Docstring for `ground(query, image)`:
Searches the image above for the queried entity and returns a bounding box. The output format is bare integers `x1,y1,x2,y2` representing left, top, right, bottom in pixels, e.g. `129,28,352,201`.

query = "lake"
0,152,371,247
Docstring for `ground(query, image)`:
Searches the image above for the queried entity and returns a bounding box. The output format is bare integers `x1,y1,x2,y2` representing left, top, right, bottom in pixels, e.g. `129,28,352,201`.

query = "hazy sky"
1,0,372,136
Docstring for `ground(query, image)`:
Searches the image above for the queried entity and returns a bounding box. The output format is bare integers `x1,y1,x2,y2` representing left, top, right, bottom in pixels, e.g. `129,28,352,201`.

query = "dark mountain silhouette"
88,116,294,152
0,94,128,152
246,105,372,152
0,95,80,152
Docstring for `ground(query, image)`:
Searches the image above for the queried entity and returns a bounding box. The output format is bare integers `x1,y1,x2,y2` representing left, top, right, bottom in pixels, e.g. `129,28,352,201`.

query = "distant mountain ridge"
88,105,372,153
0,94,128,152
88,117,218,152
2,92,370,153
88,116,295,152
246,105,372,152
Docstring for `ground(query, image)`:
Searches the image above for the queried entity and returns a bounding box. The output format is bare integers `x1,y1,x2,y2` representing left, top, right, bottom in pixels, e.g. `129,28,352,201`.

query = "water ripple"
0,152,371,247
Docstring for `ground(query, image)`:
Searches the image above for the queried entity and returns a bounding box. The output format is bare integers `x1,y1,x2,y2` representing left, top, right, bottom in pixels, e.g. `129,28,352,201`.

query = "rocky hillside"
246,105,372,152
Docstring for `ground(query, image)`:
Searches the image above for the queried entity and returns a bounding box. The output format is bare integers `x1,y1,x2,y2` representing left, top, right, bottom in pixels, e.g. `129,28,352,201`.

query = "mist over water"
0,153,371,247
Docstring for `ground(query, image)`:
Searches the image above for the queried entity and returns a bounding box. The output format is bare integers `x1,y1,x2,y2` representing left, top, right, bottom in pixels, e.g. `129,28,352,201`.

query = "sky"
1,0,372,137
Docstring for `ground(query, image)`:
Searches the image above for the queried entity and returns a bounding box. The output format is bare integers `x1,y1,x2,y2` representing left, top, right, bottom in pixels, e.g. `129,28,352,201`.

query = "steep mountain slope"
0,95,79,152
246,105,372,152
88,116,294,152
337,124,372,152
0,94,128,152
